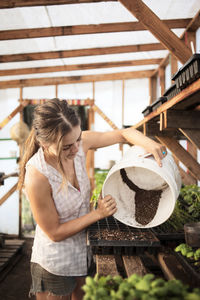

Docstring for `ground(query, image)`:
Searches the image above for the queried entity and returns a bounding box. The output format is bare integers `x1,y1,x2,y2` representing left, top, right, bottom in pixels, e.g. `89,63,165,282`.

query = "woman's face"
48,125,82,160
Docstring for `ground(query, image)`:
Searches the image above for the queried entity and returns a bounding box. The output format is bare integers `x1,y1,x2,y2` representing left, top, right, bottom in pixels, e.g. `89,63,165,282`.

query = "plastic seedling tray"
172,54,200,90
174,251,200,287
163,83,181,100
151,96,167,111
88,216,160,255
151,227,185,242
142,105,153,116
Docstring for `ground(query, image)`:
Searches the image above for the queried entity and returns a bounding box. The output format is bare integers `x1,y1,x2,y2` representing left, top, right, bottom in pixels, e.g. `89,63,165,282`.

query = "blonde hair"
17,98,80,190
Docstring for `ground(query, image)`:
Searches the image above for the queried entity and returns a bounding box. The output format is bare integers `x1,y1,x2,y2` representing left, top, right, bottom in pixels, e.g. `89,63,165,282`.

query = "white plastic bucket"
102,146,182,228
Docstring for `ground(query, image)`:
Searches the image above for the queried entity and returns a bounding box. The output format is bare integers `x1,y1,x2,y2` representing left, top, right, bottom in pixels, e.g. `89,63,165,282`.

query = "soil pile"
120,168,162,225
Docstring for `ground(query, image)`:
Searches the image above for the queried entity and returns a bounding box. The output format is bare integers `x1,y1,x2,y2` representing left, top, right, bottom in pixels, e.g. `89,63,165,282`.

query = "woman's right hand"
96,194,117,219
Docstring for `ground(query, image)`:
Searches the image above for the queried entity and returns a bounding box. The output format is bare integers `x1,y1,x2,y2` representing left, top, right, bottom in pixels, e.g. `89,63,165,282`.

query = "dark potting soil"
91,229,150,241
120,168,162,226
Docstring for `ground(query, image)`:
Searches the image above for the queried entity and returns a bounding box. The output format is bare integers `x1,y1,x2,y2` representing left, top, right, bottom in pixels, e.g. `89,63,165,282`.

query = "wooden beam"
0,69,154,89
145,119,181,139
179,167,197,185
149,76,157,104
158,67,165,96
0,19,191,41
0,0,117,9
156,136,200,180
184,10,200,33
170,54,178,82
96,255,119,277
0,58,162,76
152,10,200,77
0,102,28,130
119,0,192,64
179,129,200,149
122,255,147,277
163,110,200,130
187,140,198,184
0,44,165,63
0,183,18,206
92,104,119,130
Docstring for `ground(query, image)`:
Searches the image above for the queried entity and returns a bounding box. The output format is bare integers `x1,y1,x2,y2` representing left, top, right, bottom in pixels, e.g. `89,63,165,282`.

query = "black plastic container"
87,216,160,254
174,251,200,287
163,83,181,100
142,105,153,117
172,54,200,90
151,227,185,242
184,222,200,247
151,96,168,111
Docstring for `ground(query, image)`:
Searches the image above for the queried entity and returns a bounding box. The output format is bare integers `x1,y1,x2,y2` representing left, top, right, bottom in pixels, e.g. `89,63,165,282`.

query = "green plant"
155,185,200,233
82,273,200,300
178,185,200,219
90,170,108,208
175,243,200,262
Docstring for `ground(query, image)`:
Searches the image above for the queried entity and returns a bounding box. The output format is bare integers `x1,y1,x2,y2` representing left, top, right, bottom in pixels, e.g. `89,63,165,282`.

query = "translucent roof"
0,1,199,82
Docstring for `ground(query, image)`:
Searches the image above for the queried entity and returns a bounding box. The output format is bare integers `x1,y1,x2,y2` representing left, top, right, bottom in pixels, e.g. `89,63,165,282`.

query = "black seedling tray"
142,105,153,116
172,54,200,90
174,251,200,286
88,216,160,250
163,83,181,100
151,227,185,242
141,96,167,116
151,96,168,111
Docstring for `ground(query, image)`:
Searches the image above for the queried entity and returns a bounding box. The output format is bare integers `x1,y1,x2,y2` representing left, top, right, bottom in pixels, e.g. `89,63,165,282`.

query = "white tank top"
26,144,91,276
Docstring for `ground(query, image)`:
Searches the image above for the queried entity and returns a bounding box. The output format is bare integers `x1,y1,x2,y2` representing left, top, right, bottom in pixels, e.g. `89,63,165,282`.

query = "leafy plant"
178,185,200,219
82,273,200,300
90,170,108,208
154,185,200,233
175,243,200,269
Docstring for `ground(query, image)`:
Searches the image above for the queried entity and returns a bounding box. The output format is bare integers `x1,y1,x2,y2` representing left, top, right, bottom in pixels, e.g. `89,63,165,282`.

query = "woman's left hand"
147,141,167,167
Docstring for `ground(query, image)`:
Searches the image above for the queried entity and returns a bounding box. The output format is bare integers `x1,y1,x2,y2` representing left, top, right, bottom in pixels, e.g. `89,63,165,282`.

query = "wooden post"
149,75,157,103
120,80,125,154
158,67,165,96
19,88,23,238
86,83,95,193
170,54,178,82
185,31,197,183
55,84,58,98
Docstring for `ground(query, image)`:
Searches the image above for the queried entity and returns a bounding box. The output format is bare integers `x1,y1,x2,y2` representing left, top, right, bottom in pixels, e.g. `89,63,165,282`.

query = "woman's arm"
82,128,166,166
25,166,117,242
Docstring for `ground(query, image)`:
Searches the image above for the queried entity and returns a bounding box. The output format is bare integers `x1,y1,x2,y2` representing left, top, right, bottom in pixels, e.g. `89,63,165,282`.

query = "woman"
18,98,166,300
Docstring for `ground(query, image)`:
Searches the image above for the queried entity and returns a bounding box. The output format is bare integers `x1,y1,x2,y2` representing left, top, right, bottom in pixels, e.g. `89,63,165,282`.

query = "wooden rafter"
0,0,117,9
153,10,200,76
92,104,119,130
156,136,200,181
179,129,200,149
0,43,165,63
0,102,28,130
0,70,154,89
0,19,191,41
0,58,162,77
119,0,192,64
0,183,18,206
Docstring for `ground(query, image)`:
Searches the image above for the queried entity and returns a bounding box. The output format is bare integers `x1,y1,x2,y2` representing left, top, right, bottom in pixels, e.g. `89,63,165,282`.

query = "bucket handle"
139,153,153,159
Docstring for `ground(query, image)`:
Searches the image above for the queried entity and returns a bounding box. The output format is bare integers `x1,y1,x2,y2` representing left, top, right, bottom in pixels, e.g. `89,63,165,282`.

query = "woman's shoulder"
26,147,50,179
25,163,49,191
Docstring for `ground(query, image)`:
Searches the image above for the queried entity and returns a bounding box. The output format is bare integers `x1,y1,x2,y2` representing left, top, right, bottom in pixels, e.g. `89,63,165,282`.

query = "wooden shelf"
133,78,200,184
134,78,200,132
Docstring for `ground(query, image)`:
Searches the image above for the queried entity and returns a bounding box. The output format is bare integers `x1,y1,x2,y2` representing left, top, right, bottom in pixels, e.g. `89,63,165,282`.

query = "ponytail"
17,128,40,190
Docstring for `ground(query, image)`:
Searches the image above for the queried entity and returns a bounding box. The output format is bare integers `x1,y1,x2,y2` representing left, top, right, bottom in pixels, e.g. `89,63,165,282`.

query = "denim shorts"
29,263,77,297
